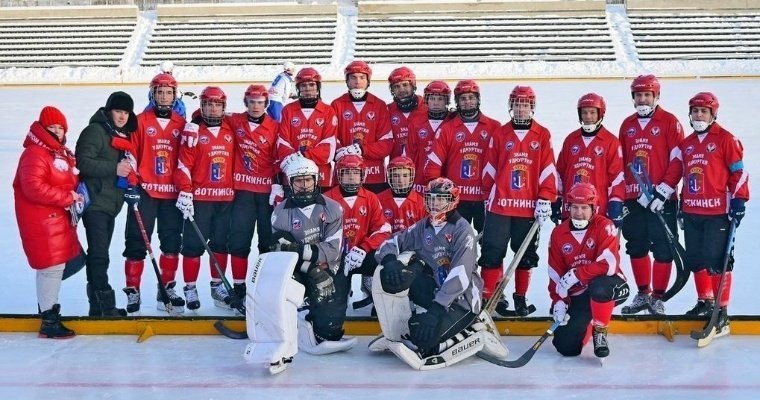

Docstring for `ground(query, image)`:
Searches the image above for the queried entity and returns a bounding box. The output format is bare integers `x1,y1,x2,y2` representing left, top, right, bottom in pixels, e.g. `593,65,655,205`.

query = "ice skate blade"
157,303,184,314
213,299,232,310
269,357,293,375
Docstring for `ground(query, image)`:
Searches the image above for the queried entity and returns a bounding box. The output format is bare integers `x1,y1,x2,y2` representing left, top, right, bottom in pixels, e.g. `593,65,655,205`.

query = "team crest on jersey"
292,219,302,230
444,233,453,243
225,135,232,143
651,126,660,136
562,243,573,254
511,165,527,190
688,167,704,195
236,128,245,137
685,145,694,155
155,151,170,176
316,118,325,127
199,136,210,145
359,206,367,216
506,141,515,151
259,135,267,144
343,110,353,120
480,130,489,140
391,115,401,126
585,238,596,250
243,152,256,172
291,117,301,127
425,233,433,246
367,111,376,120
320,213,326,222
418,129,429,139
570,144,581,155
594,146,604,156
406,210,415,219
460,155,479,180
210,157,226,182
172,129,180,138
455,132,465,142
626,127,636,137
573,169,590,184
707,143,717,153
530,140,539,150
383,209,393,218
147,126,158,137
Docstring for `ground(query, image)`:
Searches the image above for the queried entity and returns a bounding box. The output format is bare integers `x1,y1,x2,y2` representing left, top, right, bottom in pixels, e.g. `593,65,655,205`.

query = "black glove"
380,256,422,294
269,240,302,254
124,186,141,207
307,266,335,303
730,198,746,227
409,302,447,354
550,199,563,225
229,296,245,314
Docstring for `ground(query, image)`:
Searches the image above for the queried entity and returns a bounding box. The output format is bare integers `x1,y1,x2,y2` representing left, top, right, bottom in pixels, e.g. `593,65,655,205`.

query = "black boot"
512,293,536,316
39,304,75,339
94,289,127,317
87,283,101,317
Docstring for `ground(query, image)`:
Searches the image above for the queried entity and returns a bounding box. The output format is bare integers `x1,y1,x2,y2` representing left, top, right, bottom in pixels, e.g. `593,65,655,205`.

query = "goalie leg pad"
388,326,486,370
297,314,357,355
244,252,304,372
372,265,412,343
477,311,510,360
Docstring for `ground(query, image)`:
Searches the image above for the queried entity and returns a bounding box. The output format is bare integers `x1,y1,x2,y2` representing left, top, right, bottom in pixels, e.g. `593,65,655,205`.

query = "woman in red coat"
13,106,82,339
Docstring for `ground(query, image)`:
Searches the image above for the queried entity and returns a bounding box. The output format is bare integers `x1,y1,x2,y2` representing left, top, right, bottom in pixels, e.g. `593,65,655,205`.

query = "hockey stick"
187,216,245,315
628,160,689,301
483,221,540,315
214,320,248,339
478,319,561,368
132,204,176,315
690,220,737,342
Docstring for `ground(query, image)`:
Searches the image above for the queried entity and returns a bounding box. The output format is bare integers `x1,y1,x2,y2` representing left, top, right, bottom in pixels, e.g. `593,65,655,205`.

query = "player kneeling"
242,156,355,374
369,178,508,370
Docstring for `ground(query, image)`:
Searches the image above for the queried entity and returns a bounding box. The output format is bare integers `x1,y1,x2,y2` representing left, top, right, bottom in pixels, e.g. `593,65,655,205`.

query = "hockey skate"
592,325,609,361
210,281,232,310
39,304,75,339
157,281,185,313
183,284,200,311
123,287,141,314
511,294,536,316
621,293,652,315
685,299,715,316
648,297,665,315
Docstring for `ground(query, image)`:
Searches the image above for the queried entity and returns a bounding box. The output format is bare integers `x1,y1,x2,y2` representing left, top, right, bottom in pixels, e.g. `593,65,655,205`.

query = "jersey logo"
562,243,573,254
155,151,170,176
418,128,429,139
332,116,338,126
506,141,515,151
626,127,636,137
570,144,580,155
633,153,648,176
406,210,415,219
480,130,489,140
651,126,660,136
210,157,226,182
291,117,301,127
225,135,232,143
455,132,465,142
243,151,256,172
383,209,392,218
530,140,539,150
425,233,433,246
688,167,704,195
707,143,717,153
585,238,595,249
359,206,367,216
367,111,376,120
172,129,180,139
236,128,245,137
594,146,604,156
147,126,158,137
573,169,590,184
343,110,354,120
445,233,453,243
685,145,694,155
511,165,527,190
460,155,479,180
391,115,401,126
199,136,209,145
316,118,325,127
292,219,302,230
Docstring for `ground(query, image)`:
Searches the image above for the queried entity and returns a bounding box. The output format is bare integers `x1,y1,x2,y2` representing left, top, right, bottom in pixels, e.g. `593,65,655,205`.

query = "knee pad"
380,259,421,294
373,265,412,342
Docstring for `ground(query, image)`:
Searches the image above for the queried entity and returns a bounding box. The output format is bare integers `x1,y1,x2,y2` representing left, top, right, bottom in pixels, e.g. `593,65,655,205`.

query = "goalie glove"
556,268,580,299
343,246,367,276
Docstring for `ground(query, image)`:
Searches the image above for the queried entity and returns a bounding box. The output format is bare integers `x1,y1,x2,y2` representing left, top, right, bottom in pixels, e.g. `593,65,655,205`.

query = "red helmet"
566,183,598,207
345,60,372,80
689,92,719,116
150,73,177,90
335,154,366,193
200,86,226,105
577,93,606,120
424,80,451,97
296,67,322,85
454,79,480,97
244,84,269,105
630,74,661,98
387,156,415,194
509,85,536,107
388,66,417,87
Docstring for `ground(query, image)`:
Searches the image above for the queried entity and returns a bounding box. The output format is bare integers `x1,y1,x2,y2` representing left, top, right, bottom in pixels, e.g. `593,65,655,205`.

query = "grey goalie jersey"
375,213,483,313
271,195,344,274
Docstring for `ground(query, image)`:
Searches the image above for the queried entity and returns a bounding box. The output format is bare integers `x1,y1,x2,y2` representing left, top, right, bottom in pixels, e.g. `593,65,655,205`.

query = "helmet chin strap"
571,218,589,230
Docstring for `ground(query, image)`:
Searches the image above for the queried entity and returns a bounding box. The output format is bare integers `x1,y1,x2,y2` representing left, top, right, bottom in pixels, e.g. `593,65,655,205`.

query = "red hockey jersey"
331,92,393,184
376,188,426,233
407,111,454,190
323,186,392,253
678,122,750,215
618,106,684,200
482,120,558,218
556,127,624,216
277,100,338,187
425,114,501,202
388,96,427,159
132,110,185,199
548,215,624,304
175,121,235,202
228,112,279,193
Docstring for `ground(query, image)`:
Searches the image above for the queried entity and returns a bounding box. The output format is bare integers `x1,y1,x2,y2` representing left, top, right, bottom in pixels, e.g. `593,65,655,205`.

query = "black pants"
622,199,678,262
83,210,117,291
122,189,182,260
552,275,629,357
364,182,389,194
457,200,485,233
300,264,350,342
228,191,274,257
478,212,539,269
408,271,478,349
683,213,732,273
180,201,231,257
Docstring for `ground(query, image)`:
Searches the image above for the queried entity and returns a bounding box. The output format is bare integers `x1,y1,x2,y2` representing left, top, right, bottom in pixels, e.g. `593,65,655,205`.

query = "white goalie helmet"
282,154,320,206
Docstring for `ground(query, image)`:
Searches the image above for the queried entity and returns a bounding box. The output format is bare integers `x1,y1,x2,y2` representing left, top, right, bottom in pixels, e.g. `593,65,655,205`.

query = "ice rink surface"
1,79,758,399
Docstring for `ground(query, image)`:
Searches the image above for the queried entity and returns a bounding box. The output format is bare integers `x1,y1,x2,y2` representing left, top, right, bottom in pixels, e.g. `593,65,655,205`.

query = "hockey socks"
231,255,248,284
480,266,503,300
694,269,714,300
514,269,531,296
711,271,732,308
590,299,614,327
651,260,672,298
183,256,201,285
124,259,144,290
210,252,229,281
629,256,652,294
159,254,179,285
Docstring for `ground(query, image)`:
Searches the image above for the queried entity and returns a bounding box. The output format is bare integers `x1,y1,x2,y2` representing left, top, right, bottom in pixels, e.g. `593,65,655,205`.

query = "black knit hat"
105,91,134,113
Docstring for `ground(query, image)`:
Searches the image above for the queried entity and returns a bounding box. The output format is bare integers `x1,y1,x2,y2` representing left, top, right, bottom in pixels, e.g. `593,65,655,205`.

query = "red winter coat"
13,122,81,269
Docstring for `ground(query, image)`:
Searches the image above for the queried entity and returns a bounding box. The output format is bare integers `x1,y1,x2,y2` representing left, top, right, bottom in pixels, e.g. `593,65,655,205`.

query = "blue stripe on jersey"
729,160,744,173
